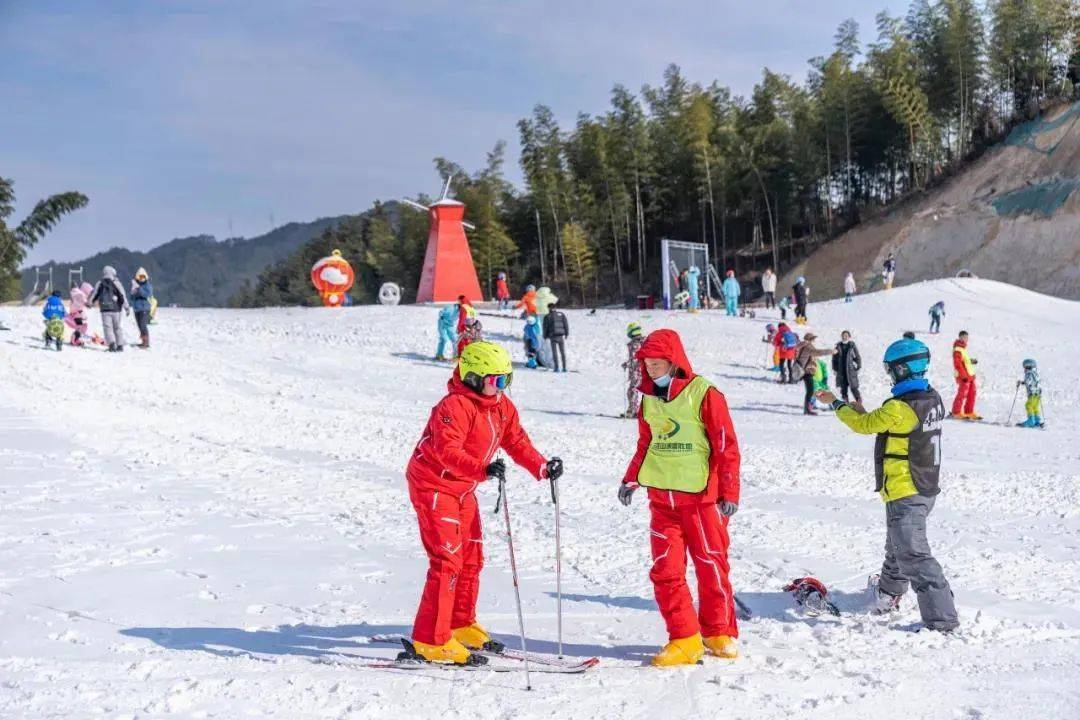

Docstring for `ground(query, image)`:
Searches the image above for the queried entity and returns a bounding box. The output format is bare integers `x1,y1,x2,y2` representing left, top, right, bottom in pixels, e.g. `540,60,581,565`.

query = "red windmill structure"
403,175,483,304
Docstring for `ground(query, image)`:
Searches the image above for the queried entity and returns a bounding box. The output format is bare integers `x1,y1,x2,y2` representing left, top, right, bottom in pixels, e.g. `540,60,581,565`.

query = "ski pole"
1005,383,1020,425
550,476,563,658
495,474,532,690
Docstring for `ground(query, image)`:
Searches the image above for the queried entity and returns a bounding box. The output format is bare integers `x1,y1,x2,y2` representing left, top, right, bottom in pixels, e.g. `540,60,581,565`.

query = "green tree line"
240,1,1079,307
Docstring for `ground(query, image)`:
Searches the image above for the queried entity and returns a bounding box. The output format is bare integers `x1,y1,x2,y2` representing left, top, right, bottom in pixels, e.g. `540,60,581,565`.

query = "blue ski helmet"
1022,358,1036,369
796,276,805,284
883,337,930,383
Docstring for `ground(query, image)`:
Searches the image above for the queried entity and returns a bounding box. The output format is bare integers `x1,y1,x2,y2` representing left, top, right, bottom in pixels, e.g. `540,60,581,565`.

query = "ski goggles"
485,373,513,390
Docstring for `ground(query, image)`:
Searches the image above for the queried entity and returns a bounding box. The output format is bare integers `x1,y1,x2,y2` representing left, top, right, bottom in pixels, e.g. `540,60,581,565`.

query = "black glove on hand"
618,482,638,507
718,500,739,517
485,458,506,481
545,457,564,481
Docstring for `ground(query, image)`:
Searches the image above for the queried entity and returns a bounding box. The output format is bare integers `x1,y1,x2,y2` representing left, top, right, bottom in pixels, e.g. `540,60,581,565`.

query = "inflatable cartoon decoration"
311,249,355,307
378,282,401,306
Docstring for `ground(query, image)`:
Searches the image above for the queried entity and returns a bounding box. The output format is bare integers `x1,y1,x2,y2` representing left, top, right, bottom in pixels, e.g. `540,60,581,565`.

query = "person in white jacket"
761,268,777,309
843,272,857,303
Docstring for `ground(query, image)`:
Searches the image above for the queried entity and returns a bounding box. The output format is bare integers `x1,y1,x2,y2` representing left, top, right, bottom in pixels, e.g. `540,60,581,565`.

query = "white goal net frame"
661,239,713,309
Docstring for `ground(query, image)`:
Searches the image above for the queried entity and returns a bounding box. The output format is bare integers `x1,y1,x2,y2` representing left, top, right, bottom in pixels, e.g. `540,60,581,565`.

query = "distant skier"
793,277,809,325
722,270,740,316
794,333,836,414
435,305,457,361
882,252,896,290
618,329,742,666
404,341,563,664
832,330,862,403
687,266,701,310
761,267,777,309
515,284,537,317
42,290,66,351
130,267,153,349
763,323,780,371
457,316,482,358
816,337,959,633
455,294,476,334
495,272,510,311
621,322,645,418
1016,358,1044,428
843,272,856,302
928,301,945,334
542,301,569,373
949,330,980,420
777,294,791,321
523,315,544,368
90,265,128,352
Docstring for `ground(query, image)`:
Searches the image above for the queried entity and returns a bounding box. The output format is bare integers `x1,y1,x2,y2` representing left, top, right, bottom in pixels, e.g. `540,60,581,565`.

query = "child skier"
435,305,457,361
774,322,799,383
457,316,483,358
523,315,543,368
794,333,836,414
777,294,791,320
495,272,510,310
1016,359,1044,428
405,341,563,664
832,330,862,403
618,329,741,666
816,338,959,633
42,290,66,351
763,324,780,371
130,268,153,349
90,266,129,352
65,282,94,346
928,301,945,334
622,322,646,417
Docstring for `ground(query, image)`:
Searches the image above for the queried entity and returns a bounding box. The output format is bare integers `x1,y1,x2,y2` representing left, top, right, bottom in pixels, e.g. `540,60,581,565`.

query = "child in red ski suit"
619,329,741,666
405,341,562,664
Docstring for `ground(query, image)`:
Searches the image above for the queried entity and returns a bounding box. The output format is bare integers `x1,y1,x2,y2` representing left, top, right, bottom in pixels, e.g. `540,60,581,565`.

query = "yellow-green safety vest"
638,375,713,493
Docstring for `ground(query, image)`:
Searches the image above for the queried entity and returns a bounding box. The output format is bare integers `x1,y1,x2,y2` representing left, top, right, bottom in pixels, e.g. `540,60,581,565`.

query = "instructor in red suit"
619,329,741,666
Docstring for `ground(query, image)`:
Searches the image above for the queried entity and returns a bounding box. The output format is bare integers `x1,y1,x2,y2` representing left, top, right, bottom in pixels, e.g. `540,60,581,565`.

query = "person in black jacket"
90,265,129,352
542,302,569,372
793,276,809,325
833,330,862,403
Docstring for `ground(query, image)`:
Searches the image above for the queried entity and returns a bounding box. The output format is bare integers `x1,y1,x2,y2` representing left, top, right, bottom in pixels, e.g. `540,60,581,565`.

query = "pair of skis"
356,635,598,674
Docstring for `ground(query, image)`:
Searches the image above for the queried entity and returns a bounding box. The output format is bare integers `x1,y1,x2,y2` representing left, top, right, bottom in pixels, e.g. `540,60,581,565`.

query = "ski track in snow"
1,278,1079,719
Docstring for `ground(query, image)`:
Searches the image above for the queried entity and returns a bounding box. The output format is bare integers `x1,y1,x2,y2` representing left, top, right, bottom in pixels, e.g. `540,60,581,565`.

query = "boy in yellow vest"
619,329,742,665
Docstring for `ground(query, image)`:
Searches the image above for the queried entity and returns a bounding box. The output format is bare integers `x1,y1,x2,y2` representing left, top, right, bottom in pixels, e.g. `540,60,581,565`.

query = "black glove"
718,500,739,517
618,482,638,507
485,459,506,481
545,457,563,481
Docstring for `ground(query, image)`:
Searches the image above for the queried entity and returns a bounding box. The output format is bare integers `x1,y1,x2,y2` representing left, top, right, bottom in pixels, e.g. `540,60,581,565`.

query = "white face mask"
653,373,672,388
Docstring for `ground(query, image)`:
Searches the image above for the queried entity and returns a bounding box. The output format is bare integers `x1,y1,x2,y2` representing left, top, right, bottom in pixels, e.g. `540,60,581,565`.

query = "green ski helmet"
627,322,643,339
458,341,513,391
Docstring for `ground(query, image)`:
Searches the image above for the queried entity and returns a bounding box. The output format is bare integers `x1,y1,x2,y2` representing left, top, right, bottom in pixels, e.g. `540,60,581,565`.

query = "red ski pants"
649,501,738,640
951,377,977,415
409,485,483,645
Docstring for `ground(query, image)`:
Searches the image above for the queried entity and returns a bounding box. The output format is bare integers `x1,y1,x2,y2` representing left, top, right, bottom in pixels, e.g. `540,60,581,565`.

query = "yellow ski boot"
703,635,739,659
452,622,503,651
651,633,705,667
410,637,473,665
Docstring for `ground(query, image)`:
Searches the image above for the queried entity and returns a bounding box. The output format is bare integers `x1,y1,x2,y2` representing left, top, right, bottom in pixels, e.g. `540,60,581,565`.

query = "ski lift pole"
550,476,563,658
494,474,532,690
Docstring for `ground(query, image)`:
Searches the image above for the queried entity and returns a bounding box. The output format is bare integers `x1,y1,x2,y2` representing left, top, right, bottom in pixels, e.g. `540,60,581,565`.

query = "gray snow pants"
101,311,125,348
880,494,959,631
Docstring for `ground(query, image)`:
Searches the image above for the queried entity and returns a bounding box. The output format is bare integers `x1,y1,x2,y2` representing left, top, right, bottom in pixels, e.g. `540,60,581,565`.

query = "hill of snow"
1,278,1078,719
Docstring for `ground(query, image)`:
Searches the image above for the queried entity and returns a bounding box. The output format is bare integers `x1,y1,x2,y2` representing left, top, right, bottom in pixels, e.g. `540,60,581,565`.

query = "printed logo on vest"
656,417,681,440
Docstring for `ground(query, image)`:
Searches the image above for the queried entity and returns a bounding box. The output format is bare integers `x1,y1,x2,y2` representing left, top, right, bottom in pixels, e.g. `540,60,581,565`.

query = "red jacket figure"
405,341,558,665
621,329,741,667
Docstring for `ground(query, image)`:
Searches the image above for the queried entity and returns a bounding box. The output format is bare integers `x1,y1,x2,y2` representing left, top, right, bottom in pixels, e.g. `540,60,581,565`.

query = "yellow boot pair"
411,622,493,664
651,633,739,667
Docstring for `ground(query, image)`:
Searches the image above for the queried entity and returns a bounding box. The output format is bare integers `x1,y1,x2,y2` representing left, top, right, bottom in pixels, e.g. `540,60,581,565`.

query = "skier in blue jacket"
523,315,544,368
435,305,458,361
722,270,740,316
42,291,66,350
686,266,701,309
130,268,154,349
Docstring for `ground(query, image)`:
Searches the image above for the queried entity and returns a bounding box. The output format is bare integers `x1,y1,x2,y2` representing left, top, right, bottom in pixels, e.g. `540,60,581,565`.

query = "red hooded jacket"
622,329,741,507
407,372,547,495
773,323,797,360
495,277,510,300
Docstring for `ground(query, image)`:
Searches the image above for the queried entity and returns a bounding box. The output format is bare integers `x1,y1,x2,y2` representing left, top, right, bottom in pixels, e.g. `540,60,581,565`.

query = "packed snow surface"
2,278,1079,719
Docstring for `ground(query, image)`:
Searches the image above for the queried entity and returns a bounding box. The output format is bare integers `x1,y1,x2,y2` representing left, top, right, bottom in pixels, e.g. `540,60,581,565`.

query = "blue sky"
2,0,903,265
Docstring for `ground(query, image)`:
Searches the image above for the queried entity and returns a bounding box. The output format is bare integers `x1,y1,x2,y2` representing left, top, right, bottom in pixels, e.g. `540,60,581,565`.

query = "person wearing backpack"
832,330,863,403
90,265,129,352
773,323,799,383
542,302,570,372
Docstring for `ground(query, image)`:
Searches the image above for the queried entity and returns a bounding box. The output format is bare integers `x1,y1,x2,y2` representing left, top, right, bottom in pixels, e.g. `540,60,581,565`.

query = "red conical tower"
408,177,483,304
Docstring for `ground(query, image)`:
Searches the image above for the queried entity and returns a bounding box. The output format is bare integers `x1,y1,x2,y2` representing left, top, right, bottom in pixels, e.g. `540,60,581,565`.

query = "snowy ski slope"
1,278,1078,719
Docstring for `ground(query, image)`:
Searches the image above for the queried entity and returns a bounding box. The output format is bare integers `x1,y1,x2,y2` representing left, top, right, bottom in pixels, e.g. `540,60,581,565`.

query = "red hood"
447,369,500,408
635,329,696,394
953,338,967,349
